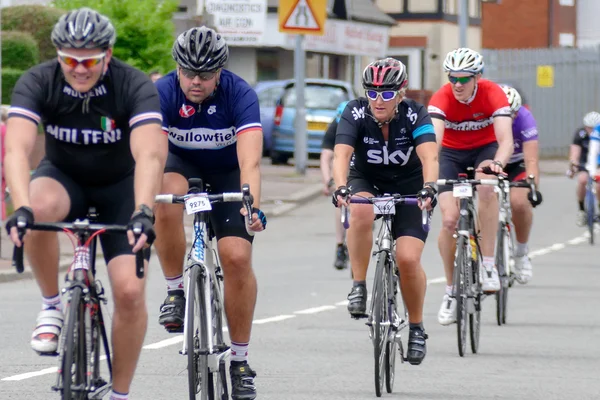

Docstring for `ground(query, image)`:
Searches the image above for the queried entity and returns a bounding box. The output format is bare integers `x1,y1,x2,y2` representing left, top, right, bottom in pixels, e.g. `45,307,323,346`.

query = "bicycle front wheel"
372,252,389,397
61,286,87,400
187,266,215,400
454,236,468,357
585,188,595,245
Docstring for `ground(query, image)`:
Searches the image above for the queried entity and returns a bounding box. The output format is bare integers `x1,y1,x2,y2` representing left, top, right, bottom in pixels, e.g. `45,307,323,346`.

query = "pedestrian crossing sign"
279,0,327,35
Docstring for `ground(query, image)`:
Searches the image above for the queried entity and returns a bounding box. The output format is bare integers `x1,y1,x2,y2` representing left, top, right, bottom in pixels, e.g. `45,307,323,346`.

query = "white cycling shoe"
481,266,501,293
30,308,63,354
437,294,457,326
513,255,533,284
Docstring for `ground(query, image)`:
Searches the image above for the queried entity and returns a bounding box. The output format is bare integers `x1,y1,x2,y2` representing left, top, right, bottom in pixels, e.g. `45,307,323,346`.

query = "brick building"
482,0,577,48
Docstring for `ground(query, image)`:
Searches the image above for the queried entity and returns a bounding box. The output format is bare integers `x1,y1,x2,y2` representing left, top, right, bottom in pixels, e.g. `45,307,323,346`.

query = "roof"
267,0,395,26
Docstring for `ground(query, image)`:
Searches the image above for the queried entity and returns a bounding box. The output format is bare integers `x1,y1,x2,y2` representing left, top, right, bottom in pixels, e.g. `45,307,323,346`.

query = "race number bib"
373,198,395,215
452,183,473,198
185,195,212,215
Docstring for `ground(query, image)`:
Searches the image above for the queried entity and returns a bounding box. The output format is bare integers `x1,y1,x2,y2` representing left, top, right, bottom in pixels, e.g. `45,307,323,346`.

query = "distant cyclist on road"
320,100,349,270
428,48,513,326
332,58,438,365
498,85,543,284
4,8,166,400
153,26,265,399
568,111,600,225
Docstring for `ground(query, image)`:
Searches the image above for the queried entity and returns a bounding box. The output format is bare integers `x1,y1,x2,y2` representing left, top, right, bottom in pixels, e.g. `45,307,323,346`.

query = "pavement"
0,158,570,283
0,172,598,399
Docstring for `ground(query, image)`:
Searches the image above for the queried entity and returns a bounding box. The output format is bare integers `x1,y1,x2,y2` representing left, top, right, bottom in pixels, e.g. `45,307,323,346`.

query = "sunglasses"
365,90,398,102
448,75,474,85
58,50,106,69
180,68,217,81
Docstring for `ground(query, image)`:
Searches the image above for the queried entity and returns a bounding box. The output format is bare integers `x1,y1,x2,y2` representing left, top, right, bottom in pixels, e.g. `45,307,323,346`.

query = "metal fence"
482,47,600,157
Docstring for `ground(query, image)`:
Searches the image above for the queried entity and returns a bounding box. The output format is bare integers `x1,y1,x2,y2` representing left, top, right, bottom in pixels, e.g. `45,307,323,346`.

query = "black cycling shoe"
334,243,348,270
347,285,367,317
406,327,428,365
158,291,185,333
230,361,257,400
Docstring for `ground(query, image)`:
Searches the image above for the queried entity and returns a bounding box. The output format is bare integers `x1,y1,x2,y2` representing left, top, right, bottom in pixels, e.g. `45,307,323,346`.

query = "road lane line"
2,231,591,382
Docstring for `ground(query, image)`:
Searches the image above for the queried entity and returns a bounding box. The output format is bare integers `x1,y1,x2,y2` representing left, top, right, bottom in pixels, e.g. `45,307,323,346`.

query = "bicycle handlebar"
340,195,431,232
12,220,145,278
155,183,255,236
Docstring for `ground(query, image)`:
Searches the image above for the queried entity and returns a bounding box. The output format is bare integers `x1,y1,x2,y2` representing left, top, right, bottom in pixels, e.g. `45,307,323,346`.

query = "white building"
577,0,600,48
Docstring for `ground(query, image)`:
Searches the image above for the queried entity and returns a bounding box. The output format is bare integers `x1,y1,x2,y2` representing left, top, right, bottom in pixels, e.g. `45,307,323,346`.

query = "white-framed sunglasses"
57,50,106,69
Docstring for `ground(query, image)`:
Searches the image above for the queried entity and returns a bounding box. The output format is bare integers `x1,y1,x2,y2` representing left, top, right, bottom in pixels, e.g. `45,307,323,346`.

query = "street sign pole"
294,34,307,175
459,0,467,47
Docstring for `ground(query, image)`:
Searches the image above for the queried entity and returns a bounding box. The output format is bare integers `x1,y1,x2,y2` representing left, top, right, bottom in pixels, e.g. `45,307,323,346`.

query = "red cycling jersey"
427,79,511,150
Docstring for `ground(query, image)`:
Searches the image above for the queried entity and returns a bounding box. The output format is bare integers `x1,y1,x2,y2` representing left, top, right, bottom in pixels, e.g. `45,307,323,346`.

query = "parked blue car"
270,79,356,165
253,80,289,156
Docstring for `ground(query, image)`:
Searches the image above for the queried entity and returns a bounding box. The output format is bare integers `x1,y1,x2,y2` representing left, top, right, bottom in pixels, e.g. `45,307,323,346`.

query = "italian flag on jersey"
101,116,116,132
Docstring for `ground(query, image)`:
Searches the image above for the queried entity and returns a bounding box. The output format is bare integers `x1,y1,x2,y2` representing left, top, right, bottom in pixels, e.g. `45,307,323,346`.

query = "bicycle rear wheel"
61,286,87,400
211,276,228,400
372,252,388,397
454,236,468,357
585,188,595,245
187,265,215,400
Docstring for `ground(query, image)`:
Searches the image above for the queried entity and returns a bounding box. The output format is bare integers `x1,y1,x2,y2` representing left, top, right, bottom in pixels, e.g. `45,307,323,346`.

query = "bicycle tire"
385,269,399,394
585,188,595,245
454,236,468,357
187,265,215,400
469,248,482,354
211,276,228,400
90,302,112,394
61,286,87,400
372,252,388,397
495,224,506,326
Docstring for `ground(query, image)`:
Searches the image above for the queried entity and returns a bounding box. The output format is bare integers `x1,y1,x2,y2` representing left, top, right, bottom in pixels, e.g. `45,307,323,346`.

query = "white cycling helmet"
443,48,484,74
499,85,522,114
583,111,600,128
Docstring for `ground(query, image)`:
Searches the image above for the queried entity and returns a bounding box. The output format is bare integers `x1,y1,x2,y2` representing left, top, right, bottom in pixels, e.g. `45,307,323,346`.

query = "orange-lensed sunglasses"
58,50,106,69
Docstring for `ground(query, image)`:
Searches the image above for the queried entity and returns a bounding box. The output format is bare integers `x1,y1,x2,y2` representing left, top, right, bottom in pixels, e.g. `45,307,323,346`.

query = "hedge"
2,69,23,105
1,31,40,70
1,5,65,62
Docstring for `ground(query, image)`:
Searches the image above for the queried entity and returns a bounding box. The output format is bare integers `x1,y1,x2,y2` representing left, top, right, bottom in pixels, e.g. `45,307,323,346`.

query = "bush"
1,5,66,62
1,31,40,70
1,69,23,105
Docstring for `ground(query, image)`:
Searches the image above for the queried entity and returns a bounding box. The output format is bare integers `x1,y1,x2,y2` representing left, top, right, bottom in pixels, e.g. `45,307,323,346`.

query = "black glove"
332,185,350,207
127,210,156,246
418,185,438,209
252,207,267,230
5,206,34,235
528,190,543,208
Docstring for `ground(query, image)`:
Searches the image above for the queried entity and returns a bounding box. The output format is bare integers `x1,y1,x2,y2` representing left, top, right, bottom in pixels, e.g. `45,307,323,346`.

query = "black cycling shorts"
439,142,499,193
504,161,527,182
32,159,150,265
347,168,427,242
165,151,253,243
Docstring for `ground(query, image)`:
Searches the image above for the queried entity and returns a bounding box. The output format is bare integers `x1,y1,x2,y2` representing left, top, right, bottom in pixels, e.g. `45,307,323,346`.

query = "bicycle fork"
455,199,479,314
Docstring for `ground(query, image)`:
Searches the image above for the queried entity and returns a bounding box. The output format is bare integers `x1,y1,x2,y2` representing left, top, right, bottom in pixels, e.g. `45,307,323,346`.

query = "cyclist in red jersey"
427,48,514,326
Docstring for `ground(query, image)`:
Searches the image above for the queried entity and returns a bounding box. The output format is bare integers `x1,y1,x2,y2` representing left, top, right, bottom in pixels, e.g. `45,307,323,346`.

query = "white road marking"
1,230,591,382
294,305,336,314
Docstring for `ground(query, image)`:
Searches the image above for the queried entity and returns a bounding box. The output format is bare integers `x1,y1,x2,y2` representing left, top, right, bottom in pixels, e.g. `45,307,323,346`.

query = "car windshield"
282,85,349,109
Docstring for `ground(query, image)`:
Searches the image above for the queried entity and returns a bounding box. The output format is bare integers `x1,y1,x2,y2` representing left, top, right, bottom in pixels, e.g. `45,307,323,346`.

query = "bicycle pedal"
164,325,184,333
350,313,368,320
88,383,112,400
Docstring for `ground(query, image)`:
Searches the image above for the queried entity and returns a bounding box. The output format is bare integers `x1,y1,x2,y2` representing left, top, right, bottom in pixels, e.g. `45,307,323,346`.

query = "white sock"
42,294,62,311
515,242,528,257
482,256,495,271
230,341,249,363
109,390,128,400
165,274,184,292
445,285,453,296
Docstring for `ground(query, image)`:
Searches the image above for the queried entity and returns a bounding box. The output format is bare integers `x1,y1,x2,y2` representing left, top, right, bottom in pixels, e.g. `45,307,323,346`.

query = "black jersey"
8,58,162,185
321,119,337,151
572,127,590,165
335,98,435,180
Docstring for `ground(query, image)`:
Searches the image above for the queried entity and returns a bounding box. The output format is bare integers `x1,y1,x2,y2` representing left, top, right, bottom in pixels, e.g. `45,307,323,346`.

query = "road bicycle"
12,207,145,399
155,179,254,400
341,194,430,397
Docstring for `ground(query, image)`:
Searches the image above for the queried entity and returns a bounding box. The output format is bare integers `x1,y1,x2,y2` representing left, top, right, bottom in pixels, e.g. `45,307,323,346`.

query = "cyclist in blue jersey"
153,27,265,399
585,124,600,209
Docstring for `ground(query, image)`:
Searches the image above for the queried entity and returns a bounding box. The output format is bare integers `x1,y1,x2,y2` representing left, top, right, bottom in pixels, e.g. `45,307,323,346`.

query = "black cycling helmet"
51,7,116,49
172,26,229,71
362,58,408,91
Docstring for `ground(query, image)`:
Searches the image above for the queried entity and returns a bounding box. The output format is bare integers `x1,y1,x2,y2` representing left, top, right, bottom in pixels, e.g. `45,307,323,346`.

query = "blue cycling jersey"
156,69,262,172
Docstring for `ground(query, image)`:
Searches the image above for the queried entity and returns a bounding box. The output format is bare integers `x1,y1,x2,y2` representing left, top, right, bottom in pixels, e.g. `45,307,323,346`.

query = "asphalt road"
0,175,599,400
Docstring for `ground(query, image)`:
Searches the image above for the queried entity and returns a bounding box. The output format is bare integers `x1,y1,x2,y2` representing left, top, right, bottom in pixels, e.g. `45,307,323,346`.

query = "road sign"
278,0,327,36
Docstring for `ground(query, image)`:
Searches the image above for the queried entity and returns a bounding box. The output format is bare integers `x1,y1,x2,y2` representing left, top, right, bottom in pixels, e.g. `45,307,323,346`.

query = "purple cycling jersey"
509,106,538,164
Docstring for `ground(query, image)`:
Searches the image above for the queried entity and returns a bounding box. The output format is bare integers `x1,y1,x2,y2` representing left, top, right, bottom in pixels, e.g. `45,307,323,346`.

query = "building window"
443,0,457,15
256,50,279,82
558,0,574,5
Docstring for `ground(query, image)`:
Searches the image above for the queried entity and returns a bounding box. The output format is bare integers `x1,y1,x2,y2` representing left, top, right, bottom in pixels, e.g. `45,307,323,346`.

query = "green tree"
1,31,40,70
52,0,179,73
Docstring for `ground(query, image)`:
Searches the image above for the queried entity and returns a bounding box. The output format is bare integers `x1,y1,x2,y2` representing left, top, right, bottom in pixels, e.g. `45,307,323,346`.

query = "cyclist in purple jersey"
499,85,542,284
